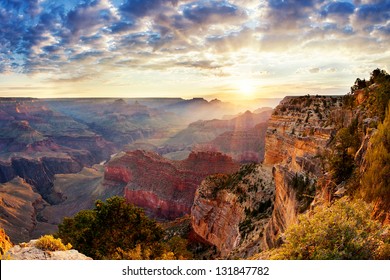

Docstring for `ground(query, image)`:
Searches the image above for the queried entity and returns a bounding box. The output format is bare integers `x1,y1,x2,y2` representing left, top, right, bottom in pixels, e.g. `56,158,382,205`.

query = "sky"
0,0,389,100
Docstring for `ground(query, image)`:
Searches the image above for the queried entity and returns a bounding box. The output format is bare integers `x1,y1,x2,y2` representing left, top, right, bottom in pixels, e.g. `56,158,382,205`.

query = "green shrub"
269,198,389,260
361,103,390,204
57,196,165,259
329,118,360,184
0,228,13,258
290,173,316,212
35,235,72,251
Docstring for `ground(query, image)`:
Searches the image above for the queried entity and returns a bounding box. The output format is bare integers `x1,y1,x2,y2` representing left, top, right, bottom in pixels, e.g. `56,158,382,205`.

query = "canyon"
1,78,388,259
0,97,271,244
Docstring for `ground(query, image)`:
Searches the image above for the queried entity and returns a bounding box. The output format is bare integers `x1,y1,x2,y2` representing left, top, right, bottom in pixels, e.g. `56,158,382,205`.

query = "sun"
235,80,256,98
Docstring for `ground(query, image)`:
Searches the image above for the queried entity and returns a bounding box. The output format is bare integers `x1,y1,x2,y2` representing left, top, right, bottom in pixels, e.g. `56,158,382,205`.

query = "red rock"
104,150,240,220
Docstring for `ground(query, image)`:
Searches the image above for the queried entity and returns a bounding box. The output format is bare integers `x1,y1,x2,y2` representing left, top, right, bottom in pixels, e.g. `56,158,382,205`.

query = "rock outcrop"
262,95,343,249
5,240,92,260
104,150,240,220
191,164,274,258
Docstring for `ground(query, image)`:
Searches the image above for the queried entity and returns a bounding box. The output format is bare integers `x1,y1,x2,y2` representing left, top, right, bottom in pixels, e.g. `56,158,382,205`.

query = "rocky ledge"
5,240,92,260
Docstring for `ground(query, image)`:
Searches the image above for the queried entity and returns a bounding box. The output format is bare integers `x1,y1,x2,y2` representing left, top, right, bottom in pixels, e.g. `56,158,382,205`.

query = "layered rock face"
191,164,274,258
0,177,44,243
104,150,240,220
262,96,343,249
0,98,115,204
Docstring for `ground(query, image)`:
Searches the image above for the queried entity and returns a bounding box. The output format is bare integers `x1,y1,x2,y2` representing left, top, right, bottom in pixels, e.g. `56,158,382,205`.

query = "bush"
361,103,390,204
0,228,13,258
269,198,389,260
35,235,72,251
290,173,316,212
57,196,166,259
329,118,360,184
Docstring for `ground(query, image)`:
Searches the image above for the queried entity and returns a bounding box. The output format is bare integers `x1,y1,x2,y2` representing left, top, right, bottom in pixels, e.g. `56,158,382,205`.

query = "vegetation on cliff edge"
268,198,390,260
35,235,72,251
361,103,390,208
57,196,192,260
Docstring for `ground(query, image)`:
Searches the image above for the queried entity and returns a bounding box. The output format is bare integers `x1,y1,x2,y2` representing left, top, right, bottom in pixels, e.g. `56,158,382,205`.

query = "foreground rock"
5,240,92,260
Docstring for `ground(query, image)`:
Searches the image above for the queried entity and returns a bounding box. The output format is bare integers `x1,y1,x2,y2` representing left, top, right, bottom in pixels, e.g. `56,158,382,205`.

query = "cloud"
70,50,104,62
2,0,41,16
64,0,118,41
355,0,390,23
321,1,355,17
265,0,324,30
182,0,246,25
119,0,178,18
108,21,135,34
0,0,389,94
49,73,95,83
309,67,320,73
175,59,224,69
207,27,255,52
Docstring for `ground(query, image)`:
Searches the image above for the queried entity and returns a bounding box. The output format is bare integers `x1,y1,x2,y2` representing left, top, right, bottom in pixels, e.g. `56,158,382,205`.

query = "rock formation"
191,164,274,258
262,95,345,249
0,98,115,204
0,177,44,244
5,239,92,260
104,150,240,220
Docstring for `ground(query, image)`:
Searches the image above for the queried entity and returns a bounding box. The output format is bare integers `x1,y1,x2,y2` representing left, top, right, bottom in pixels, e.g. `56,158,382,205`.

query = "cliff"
262,95,343,249
104,150,240,220
0,177,45,243
191,164,274,258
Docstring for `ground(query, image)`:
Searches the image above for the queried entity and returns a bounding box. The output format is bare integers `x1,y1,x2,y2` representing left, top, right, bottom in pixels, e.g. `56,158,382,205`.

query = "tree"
269,198,390,260
370,68,389,84
57,196,164,259
354,78,367,90
361,103,390,205
330,121,359,184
